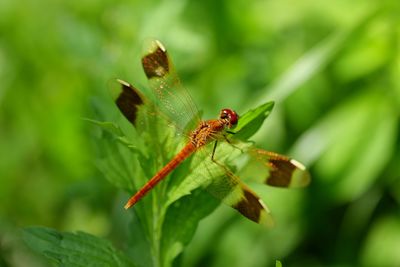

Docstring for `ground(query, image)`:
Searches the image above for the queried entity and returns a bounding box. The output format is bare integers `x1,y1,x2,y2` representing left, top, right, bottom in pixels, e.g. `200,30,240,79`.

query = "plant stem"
151,187,167,267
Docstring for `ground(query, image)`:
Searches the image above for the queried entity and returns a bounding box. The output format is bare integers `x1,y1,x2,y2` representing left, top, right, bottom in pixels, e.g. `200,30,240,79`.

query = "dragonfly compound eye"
220,109,239,126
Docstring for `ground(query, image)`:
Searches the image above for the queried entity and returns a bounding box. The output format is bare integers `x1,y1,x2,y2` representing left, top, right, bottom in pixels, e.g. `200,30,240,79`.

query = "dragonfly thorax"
189,119,228,148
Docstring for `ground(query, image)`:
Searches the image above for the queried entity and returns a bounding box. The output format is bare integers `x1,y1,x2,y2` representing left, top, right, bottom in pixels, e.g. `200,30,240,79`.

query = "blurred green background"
1,0,399,266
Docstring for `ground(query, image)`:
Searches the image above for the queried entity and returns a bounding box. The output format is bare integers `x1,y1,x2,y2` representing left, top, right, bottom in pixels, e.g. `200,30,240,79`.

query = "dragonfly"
111,39,310,226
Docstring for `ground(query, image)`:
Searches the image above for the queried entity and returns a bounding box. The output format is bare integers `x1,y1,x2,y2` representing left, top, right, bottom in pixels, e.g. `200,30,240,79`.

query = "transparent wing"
141,39,201,132
166,141,275,226
202,145,310,225
109,78,164,136
205,165,275,227
246,149,311,188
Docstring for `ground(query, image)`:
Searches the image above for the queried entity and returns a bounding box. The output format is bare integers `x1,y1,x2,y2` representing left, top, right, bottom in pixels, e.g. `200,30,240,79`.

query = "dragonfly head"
220,108,239,128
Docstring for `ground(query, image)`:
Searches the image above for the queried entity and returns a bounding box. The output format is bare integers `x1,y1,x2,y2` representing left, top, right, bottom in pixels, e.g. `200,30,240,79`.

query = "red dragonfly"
112,39,310,226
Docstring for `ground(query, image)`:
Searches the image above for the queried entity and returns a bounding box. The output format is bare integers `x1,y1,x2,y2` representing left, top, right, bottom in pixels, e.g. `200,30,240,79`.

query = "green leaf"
276,260,283,267
153,103,271,265
23,226,136,267
231,101,274,140
161,189,219,267
85,118,140,152
89,120,142,192
85,118,125,137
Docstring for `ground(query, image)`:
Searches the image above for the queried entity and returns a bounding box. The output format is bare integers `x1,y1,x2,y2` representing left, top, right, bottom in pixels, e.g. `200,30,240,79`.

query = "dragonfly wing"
167,143,274,226
248,149,311,188
205,168,274,227
110,79,147,127
141,39,201,132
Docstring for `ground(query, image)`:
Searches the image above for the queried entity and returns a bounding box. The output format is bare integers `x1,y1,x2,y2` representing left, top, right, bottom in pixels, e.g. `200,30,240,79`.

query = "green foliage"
1,0,400,267
231,101,274,140
21,101,272,267
293,90,397,203
161,190,219,267
360,216,400,266
85,101,271,267
23,227,136,267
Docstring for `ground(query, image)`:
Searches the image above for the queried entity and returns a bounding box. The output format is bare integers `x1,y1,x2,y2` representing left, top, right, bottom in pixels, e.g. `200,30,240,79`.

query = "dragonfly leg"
211,141,218,161
222,134,244,154
211,141,236,174
210,141,227,168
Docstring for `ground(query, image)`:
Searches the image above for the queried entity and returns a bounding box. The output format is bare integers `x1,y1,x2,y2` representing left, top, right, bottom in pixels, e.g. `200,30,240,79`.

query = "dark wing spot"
115,80,144,126
266,155,296,187
233,187,263,223
142,43,169,79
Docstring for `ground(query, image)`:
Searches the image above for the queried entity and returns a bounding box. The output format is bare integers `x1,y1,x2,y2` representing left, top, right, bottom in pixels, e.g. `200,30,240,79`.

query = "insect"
112,39,310,226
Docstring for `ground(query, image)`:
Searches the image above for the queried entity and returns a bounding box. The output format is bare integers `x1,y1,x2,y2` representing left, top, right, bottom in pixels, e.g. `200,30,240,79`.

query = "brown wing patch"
113,79,145,126
251,150,310,188
233,187,267,224
266,153,295,187
204,163,274,226
142,40,169,79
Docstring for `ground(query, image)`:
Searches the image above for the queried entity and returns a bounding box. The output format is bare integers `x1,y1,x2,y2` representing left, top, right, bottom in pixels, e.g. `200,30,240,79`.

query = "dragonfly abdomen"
124,142,196,209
